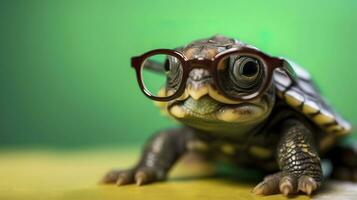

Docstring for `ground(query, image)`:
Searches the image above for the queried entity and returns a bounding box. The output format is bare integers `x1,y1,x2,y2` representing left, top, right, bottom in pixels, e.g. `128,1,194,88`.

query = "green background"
1,0,356,149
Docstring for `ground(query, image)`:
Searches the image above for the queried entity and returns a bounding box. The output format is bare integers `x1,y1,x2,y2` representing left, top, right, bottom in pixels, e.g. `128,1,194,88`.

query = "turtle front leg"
102,127,192,186
253,119,322,196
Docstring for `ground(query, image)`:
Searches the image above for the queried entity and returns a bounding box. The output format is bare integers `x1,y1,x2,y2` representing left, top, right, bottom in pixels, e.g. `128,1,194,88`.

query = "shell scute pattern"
273,60,351,135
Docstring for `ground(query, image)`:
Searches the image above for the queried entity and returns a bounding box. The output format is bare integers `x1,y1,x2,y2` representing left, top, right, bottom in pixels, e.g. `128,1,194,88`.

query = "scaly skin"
253,119,322,195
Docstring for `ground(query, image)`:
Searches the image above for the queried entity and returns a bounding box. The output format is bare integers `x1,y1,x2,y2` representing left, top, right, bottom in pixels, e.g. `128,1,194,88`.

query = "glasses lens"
216,53,266,99
141,53,183,98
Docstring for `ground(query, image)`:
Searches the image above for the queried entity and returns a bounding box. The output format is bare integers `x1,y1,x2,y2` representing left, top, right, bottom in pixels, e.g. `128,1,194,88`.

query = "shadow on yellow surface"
0,149,354,200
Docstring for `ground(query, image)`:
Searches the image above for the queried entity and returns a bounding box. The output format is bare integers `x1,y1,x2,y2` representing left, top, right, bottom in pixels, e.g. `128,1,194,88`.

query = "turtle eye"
230,56,262,89
164,59,170,72
166,57,183,89
241,59,259,77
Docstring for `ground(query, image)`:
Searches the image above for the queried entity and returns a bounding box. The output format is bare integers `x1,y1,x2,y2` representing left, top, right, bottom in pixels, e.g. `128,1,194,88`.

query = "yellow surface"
0,149,314,200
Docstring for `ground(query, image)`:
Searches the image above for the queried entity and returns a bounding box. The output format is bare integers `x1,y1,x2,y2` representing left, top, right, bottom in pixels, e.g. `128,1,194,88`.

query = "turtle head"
157,35,276,133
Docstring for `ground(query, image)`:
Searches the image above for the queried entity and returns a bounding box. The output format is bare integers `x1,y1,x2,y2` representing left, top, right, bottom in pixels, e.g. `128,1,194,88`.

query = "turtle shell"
273,59,352,136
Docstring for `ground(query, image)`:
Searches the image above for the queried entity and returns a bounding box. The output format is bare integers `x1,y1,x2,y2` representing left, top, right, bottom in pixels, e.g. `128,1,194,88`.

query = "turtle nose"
187,69,212,100
189,68,211,81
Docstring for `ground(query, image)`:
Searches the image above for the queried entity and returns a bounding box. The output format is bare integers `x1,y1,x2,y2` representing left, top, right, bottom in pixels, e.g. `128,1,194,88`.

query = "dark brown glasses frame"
131,47,294,102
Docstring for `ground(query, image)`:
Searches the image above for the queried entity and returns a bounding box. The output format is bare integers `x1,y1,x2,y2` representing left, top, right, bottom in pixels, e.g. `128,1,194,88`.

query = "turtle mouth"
167,95,268,123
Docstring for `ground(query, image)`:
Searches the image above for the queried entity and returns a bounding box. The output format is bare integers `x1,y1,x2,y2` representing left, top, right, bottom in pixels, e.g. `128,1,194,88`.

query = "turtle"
102,35,355,196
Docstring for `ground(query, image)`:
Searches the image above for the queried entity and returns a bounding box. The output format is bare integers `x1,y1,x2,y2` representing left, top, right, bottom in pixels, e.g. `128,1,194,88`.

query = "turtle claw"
253,172,281,195
116,177,125,186
135,171,147,186
116,172,134,186
297,175,318,195
101,167,165,186
252,181,276,195
252,182,267,195
101,169,121,184
101,169,135,185
253,172,318,196
279,176,296,196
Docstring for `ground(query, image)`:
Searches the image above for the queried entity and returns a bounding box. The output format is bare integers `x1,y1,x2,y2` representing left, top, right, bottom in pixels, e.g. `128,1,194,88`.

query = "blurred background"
1,0,356,150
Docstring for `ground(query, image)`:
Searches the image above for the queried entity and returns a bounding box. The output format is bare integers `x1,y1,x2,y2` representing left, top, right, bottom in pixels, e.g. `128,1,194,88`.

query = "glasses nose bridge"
187,58,213,69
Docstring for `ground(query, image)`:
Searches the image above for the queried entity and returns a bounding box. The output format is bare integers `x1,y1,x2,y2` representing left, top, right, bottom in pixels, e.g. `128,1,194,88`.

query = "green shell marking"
273,60,352,136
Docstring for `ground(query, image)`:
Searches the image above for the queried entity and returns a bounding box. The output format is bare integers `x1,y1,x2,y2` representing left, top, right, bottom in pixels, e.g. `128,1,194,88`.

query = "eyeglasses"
131,47,296,102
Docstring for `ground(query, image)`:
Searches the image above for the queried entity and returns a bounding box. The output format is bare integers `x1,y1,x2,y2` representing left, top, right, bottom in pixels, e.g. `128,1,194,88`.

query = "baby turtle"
103,35,354,196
